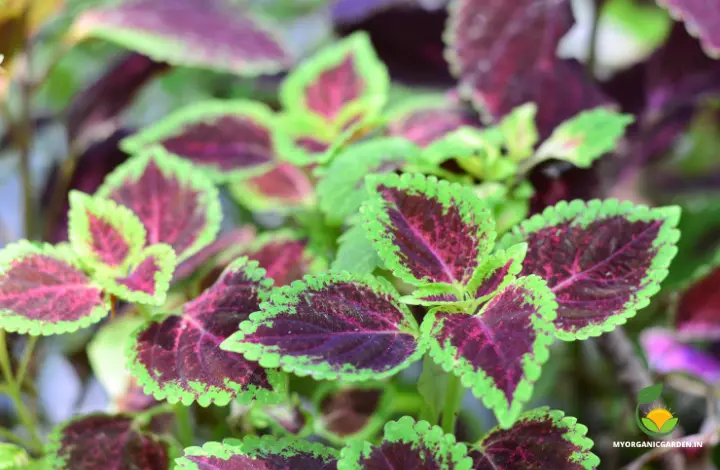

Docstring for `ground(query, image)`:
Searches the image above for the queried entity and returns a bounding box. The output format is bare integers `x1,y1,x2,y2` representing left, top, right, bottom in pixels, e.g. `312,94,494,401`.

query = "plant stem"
135,304,153,322
0,426,34,448
0,330,42,454
174,404,193,448
15,336,36,389
441,372,463,434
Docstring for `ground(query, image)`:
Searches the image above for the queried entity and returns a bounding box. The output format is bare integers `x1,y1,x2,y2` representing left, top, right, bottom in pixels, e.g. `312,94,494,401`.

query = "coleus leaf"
0,241,110,336
69,0,291,76
499,103,540,163
332,216,383,276
534,108,635,168
280,32,389,125
421,276,557,428
498,199,681,340
98,243,177,306
67,190,146,274
361,172,496,287
338,416,472,470
0,443,29,469
244,231,323,287
229,162,315,212
446,0,609,136
47,413,175,470
176,436,338,469
221,272,425,381
315,382,393,444
120,100,276,181
318,137,421,223
273,112,333,166
173,226,255,282
95,148,222,262
469,407,600,469
640,327,720,383
386,96,479,148
128,258,285,406
655,0,720,58
674,253,720,340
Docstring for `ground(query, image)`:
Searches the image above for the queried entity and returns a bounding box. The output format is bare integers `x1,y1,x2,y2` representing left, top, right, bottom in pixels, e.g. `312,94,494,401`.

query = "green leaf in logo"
660,417,679,434
641,417,660,432
637,384,663,404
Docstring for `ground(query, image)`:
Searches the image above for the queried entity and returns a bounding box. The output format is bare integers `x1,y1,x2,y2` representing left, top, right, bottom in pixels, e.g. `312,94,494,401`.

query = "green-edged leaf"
67,190,146,274
47,413,176,470
128,258,285,406
637,384,663,404
498,199,680,340
535,108,634,168
221,272,425,381
272,112,333,166
314,382,394,444
280,31,389,126
97,243,176,306
120,100,276,181
470,407,600,470
95,148,222,262
317,137,421,223
421,276,557,428
361,173,496,287
176,436,338,469
0,443,29,469
332,216,383,275
338,416,472,470
500,103,539,162
0,241,110,335
228,162,315,213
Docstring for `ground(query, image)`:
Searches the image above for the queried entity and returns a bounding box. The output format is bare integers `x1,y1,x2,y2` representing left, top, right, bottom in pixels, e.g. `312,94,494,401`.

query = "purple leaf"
499,199,680,340
675,262,720,339
99,244,176,306
641,328,720,383
173,226,256,282
422,276,556,428
229,163,315,212
129,258,284,406
96,149,222,262
67,191,146,273
362,173,495,287
446,0,609,136
0,241,109,335
244,232,319,287
221,272,424,381
316,383,391,443
656,0,720,58
387,96,479,147
177,436,338,469
47,414,173,470
66,53,169,150
70,0,290,76
470,407,600,469
120,101,276,181
338,416,472,469
280,32,388,124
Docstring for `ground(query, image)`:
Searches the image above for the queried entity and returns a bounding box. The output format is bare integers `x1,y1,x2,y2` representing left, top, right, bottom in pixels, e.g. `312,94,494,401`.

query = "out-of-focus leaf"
640,327,720,383
656,0,720,58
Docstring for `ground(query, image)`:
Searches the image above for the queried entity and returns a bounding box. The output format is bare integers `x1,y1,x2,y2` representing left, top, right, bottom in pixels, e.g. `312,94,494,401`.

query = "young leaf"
128,258,284,406
386,96,478,147
338,416,472,470
362,173,496,287
98,243,177,306
280,32,389,125
70,0,290,75
534,108,634,168
421,276,557,428
498,199,681,340
229,162,314,212
499,103,539,162
96,148,222,262
47,413,174,470
317,137,421,222
0,241,110,335
469,407,600,469
0,443,29,468
67,190,146,273
176,436,338,469
655,0,720,58
332,216,383,276
446,0,608,136
221,272,425,381
674,253,720,340
120,100,276,181
272,112,333,166
417,355,448,424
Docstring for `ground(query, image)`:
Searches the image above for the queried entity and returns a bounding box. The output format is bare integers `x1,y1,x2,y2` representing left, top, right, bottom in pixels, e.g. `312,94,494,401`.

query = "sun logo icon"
636,384,679,437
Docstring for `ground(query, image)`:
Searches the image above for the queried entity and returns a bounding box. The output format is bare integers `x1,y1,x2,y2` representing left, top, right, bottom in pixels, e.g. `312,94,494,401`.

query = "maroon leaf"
66,53,169,149
245,233,317,287
47,414,172,470
675,264,720,340
317,384,389,441
173,226,256,281
128,258,283,406
230,163,314,212
387,98,478,147
656,0,720,58
446,0,609,136
71,0,290,76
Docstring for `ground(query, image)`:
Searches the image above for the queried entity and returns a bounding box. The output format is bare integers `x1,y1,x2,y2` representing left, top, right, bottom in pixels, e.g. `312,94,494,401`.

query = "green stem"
441,372,463,434
392,391,425,415
0,426,33,448
0,330,42,454
16,336,36,389
174,404,193,448
135,304,153,322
